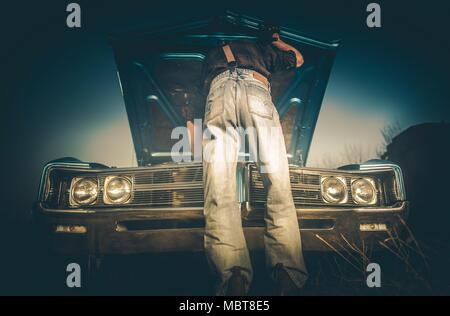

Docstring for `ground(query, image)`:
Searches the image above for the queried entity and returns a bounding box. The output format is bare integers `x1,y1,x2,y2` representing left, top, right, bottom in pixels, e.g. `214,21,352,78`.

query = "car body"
33,12,408,258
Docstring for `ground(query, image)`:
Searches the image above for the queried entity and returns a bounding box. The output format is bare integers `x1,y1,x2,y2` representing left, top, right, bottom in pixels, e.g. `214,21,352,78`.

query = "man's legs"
239,78,308,289
259,139,308,289
203,76,253,295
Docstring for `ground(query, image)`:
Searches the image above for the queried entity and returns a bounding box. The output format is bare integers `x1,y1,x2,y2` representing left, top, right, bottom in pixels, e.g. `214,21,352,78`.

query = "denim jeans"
203,68,308,295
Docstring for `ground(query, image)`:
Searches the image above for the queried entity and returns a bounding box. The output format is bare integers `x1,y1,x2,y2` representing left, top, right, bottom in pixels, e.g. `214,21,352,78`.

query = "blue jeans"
203,68,308,295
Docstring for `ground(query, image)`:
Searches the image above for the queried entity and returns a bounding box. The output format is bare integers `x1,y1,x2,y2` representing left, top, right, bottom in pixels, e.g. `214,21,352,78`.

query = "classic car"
33,12,408,270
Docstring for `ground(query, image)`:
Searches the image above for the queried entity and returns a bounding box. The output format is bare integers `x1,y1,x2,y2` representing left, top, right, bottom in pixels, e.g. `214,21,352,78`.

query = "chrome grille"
132,188,203,206
49,162,387,210
61,164,203,208
134,166,202,185
118,164,203,207
249,165,366,208
290,172,320,186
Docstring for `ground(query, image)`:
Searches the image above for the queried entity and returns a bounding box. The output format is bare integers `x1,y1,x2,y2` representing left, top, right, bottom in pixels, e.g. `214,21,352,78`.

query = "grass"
307,216,449,295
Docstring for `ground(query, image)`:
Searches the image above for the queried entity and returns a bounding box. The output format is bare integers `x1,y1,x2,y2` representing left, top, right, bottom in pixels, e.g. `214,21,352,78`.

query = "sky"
1,0,450,221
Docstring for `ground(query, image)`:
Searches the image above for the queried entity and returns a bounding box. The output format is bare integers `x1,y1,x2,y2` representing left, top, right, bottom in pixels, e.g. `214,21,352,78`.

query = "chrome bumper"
33,201,408,254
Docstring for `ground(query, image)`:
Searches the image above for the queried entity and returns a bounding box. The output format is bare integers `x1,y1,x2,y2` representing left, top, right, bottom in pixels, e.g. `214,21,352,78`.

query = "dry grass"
310,217,436,295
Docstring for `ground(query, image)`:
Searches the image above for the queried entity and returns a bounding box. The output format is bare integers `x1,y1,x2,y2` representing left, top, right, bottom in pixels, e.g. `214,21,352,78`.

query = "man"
200,23,308,295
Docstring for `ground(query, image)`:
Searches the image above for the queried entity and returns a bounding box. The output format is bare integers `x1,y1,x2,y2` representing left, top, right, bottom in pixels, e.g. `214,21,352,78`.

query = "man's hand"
271,33,304,68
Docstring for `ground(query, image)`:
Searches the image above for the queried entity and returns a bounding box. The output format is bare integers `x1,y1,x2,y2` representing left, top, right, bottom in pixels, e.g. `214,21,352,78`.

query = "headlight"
351,178,377,205
70,178,98,206
321,176,348,204
103,176,132,204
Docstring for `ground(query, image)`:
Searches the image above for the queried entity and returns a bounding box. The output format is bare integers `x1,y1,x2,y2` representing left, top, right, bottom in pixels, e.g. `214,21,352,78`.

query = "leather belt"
222,44,270,88
251,70,269,87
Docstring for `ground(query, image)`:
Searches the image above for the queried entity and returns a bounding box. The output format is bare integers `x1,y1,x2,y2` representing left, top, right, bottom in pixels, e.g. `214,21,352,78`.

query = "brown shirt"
200,40,297,95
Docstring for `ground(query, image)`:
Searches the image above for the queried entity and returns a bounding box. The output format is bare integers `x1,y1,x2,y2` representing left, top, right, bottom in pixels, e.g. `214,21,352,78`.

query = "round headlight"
321,177,348,204
352,178,377,205
71,178,98,205
104,176,132,204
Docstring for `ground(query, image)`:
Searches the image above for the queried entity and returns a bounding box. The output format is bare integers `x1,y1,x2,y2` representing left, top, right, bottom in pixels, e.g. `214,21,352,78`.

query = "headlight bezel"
320,176,349,204
351,177,378,205
69,177,99,206
103,175,133,205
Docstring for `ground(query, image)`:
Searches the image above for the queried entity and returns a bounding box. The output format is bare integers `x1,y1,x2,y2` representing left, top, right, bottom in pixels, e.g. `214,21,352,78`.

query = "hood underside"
110,11,339,166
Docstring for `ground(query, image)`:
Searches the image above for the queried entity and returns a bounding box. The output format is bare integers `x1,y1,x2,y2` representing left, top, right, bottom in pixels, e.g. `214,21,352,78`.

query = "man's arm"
271,33,304,68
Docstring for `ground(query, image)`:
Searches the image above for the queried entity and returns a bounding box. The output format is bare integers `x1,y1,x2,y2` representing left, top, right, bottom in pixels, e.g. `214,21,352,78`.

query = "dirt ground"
2,222,449,296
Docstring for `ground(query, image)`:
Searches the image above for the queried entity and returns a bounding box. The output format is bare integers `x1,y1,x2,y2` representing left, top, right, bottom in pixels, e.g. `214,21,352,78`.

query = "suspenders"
222,44,237,71
221,44,270,88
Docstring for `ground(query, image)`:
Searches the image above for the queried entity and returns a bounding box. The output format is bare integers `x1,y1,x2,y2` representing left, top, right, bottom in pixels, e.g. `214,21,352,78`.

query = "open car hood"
110,11,339,166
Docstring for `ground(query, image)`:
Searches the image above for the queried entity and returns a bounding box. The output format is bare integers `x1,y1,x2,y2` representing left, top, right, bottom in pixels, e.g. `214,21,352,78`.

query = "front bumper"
33,201,408,255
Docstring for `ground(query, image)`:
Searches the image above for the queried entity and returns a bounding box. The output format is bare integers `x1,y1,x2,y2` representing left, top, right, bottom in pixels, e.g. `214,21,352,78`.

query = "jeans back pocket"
246,84,273,120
